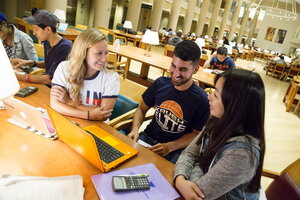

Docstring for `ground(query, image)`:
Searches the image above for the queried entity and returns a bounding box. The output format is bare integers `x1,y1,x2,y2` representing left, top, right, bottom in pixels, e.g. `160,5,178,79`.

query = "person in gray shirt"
0,12,38,61
174,69,266,200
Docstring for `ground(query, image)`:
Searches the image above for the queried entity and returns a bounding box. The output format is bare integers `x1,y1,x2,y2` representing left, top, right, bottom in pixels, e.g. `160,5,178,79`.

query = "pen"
117,174,149,177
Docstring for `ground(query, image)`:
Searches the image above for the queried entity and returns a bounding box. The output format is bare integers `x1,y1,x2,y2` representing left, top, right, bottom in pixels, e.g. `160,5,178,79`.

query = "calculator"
112,175,150,192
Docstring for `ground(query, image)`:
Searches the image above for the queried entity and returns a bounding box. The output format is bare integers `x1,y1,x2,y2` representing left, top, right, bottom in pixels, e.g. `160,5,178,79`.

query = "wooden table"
108,45,215,87
58,28,82,42
113,30,142,47
0,82,175,199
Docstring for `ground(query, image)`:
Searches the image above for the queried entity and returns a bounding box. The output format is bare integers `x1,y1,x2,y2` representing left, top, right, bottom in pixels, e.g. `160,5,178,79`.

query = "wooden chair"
75,24,88,31
198,54,209,67
107,52,128,79
163,45,175,57
107,79,148,131
34,43,44,61
273,63,286,78
262,158,300,200
25,23,40,44
283,77,300,112
14,17,27,33
286,65,300,81
266,62,276,76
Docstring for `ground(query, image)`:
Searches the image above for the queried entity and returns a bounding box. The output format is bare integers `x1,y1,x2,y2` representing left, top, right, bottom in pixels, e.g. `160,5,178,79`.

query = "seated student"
0,12,38,61
204,46,236,70
275,55,287,66
168,31,183,47
174,69,265,200
11,10,72,86
50,28,120,121
128,40,210,164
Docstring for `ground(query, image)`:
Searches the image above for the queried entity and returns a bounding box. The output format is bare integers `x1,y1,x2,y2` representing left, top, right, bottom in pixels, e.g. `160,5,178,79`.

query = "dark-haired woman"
174,69,265,200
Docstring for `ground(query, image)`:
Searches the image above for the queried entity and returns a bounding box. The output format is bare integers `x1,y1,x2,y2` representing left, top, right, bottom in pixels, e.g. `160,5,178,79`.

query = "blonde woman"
50,28,120,121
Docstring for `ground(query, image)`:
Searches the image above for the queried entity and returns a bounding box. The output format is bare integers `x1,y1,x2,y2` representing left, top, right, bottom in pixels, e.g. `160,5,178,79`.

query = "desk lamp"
0,40,20,100
123,21,132,34
54,9,66,22
195,38,206,49
141,30,159,57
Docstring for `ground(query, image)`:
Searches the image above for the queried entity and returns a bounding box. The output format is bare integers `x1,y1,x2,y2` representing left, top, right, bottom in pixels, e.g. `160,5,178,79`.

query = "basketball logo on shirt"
155,100,186,133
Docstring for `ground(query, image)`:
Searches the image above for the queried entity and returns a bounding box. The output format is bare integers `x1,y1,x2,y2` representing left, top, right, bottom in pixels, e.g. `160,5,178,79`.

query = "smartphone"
15,86,38,98
112,175,150,192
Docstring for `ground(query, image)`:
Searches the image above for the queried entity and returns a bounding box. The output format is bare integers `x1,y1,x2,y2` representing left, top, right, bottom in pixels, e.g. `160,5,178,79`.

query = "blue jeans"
138,132,184,164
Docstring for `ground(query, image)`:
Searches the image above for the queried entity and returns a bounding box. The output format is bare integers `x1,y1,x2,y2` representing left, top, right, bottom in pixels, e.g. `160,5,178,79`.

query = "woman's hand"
10,58,31,69
89,105,113,121
175,175,205,200
51,85,73,105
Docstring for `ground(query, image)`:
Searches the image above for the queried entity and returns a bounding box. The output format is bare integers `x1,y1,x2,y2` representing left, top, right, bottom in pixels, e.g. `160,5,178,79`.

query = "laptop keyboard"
86,130,124,164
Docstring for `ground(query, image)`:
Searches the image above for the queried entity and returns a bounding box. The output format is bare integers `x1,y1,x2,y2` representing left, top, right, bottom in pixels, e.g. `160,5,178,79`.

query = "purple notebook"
91,163,180,200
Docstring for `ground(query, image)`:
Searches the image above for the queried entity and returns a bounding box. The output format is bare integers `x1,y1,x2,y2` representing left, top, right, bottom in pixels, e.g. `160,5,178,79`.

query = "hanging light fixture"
258,0,297,21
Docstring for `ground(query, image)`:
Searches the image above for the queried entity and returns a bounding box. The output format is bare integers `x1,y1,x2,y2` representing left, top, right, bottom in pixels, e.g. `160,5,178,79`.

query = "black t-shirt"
142,77,210,143
44,38,72,79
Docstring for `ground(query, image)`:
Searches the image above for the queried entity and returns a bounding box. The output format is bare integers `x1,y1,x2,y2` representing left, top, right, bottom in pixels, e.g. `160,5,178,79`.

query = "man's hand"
148,143,171,156
10,58,32,69
51,85,73,105
89,105,113,121
175,175,205,200
128,130,139,142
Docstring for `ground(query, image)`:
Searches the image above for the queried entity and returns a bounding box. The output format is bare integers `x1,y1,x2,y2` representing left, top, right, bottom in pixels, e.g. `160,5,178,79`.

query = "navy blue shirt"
44,38,72,79
142,77,210,143
210,56,236,70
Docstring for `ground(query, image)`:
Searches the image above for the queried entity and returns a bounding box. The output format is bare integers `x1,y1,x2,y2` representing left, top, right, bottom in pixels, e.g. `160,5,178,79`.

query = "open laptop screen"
58,23,68,32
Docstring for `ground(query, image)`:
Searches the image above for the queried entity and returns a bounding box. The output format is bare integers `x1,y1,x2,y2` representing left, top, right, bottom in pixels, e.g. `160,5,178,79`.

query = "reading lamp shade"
123,21,133,29
141,30,159,45
54,9,66,21
0,40,20,100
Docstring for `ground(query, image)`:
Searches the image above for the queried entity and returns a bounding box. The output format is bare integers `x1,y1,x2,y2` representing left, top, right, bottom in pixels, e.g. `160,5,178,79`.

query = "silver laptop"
58,22,68,32
3,97,57,140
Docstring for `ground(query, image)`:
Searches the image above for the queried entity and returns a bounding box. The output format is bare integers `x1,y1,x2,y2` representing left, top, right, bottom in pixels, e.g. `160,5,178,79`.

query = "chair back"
75,24,88,31
34,43,44,61
264,159,300,200
25,23,40,44
164,45,175,57
287,65,300,79
14,17,27,33
110,94,138,120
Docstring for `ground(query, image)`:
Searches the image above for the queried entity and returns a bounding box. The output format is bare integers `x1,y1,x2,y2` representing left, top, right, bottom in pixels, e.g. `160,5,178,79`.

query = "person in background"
11,10,72,86
143,25,152,34
50,28,119,121
168,31,183,47
128,40,210,163
159,27,167,35
174,69,265,200
275,55,287,66
204,46,236,71
0,12,38,62
31,7,39,16
223,36,229,45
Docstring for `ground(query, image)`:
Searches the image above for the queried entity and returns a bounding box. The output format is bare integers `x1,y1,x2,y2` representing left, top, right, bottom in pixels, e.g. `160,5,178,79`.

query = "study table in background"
0,81,175,200
108,45,216,87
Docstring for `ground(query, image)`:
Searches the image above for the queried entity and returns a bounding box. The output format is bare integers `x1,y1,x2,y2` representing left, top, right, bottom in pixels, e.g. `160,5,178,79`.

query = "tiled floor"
126,44,300,189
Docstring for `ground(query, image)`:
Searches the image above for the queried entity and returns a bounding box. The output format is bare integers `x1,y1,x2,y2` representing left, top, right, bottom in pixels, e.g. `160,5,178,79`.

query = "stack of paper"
0,174,84,200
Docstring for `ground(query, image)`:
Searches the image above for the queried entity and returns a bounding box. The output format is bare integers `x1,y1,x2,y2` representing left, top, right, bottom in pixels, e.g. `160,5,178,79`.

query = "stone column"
218,0,233,40
246,11,258,45
168,0,181,31
207,0,222,37
113,2,125,29
93,0,112,28
195,0,210,36
228,0,242,41
149,0,164,31
237,0,254,43
183,0,197,34
126,0,142,30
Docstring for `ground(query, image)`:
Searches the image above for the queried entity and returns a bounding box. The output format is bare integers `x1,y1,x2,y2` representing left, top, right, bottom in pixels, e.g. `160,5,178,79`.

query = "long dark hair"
197,69,265,192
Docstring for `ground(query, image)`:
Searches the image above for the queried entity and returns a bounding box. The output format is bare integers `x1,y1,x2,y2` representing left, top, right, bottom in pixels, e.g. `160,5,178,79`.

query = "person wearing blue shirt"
128,40,210,164
204,47,236,71
11,10,72,86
